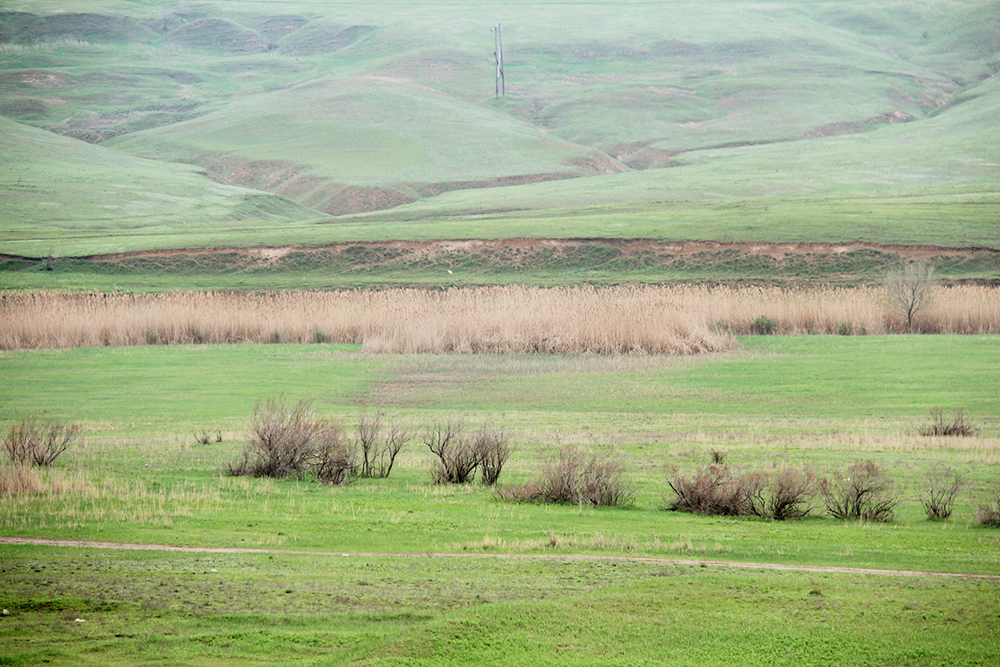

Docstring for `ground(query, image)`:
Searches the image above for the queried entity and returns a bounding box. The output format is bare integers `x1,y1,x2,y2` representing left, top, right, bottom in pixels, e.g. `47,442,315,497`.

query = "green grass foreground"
1,548,997,667
1,336,999,664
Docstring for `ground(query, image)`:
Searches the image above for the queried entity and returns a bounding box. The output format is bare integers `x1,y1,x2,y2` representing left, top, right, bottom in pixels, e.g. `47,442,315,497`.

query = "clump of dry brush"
225,399,410,484
665,463,817,521
498,445,635,507
424,417,513,486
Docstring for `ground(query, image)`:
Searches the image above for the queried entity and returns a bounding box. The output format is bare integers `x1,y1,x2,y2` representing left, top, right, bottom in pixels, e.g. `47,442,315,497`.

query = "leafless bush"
424,417,479,484
499,446,633,507
312,424,357,485
358,412,410,479
921,408,978,437
765,468,818,521
2,419,78,467
920,467,963,520
666,465,817,520
973,485,1000,527
193,428,222,445
475,422,513,487
578,449,634,507
227,397,356,483
665,464,759,516
820,460,901,522
237,398,318,479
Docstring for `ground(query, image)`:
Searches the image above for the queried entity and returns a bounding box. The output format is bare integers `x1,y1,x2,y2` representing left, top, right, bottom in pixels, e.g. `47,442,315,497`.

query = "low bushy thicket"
921,408,978,437
357,411,410,479
820,460,901,522
225,398,358,484
664,463,817,520
425,419,513,486
499,446,634,507
2,418,78,467
920,467,964,520
974,487,1000,527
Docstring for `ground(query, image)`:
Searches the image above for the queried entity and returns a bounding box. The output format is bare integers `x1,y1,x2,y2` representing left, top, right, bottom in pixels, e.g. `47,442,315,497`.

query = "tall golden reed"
1,285,997,353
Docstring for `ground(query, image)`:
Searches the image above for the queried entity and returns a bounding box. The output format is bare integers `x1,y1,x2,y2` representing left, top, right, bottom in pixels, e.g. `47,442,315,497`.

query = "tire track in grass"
2,536,998,580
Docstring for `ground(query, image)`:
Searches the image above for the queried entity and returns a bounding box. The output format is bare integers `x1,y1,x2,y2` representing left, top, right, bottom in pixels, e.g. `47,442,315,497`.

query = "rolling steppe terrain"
1,0,998,278
2,4,1000,665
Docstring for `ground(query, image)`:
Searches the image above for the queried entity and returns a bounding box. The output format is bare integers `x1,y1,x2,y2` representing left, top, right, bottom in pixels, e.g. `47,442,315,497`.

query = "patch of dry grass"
2,285,997,353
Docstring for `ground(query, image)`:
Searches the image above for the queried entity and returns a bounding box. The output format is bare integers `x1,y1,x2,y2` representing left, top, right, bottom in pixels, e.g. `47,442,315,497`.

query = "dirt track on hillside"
3,536,997,580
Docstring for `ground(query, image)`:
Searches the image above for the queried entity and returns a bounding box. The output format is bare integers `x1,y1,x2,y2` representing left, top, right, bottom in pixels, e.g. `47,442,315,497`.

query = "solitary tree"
884,262,935,331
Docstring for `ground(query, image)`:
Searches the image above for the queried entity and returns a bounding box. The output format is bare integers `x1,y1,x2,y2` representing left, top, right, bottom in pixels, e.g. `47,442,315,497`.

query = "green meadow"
2,337,999,664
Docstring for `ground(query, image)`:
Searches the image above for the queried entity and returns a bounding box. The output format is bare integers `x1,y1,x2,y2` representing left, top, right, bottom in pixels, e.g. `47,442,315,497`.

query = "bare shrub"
2,419,78,467
765,468,818,521
500,446,633,507
665,464,759,516
921,408,978,437
666,465,816,520
475,422,513,487
578,449,634,507
424,417,480,484
920,467,963,520
820,460,901,522
974,487,1000,527
358,412,410,479
238,397,318,479
228,397,356,482
312,423,357,485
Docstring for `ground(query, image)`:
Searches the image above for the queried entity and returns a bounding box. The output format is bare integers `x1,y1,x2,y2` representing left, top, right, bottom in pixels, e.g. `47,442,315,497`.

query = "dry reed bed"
1,285,998,353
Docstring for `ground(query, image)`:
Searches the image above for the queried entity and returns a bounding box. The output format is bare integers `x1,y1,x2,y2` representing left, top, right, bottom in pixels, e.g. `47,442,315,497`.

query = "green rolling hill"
0,0,998,258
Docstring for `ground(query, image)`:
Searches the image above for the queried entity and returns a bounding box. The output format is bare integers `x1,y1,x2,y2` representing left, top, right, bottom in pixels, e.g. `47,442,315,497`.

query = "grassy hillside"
1,0,998,259
0,116,320,257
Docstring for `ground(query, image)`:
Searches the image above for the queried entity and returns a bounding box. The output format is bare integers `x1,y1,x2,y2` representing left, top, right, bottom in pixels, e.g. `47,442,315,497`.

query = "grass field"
2,337,999,664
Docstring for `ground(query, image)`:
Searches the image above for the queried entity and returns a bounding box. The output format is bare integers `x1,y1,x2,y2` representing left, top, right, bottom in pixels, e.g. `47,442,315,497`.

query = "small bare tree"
425,417,481,484
312,424,357,485
474,422,513,486
821,460,901,522
500,446,633,507
766,468,818,521
920,467,963,520
2,419,78,467
358,411,410,479
884,262,935,331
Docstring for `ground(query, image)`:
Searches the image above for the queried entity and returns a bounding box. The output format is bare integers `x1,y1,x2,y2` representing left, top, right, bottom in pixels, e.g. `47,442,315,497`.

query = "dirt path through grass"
4,536,998,580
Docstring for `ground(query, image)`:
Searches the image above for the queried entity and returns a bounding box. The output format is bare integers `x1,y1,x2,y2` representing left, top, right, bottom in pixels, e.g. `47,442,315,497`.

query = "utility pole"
492,23,504,98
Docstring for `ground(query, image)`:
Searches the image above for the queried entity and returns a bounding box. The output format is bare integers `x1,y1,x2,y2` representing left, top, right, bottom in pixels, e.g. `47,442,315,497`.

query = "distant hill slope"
0,116,320,257
0,0,998,255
